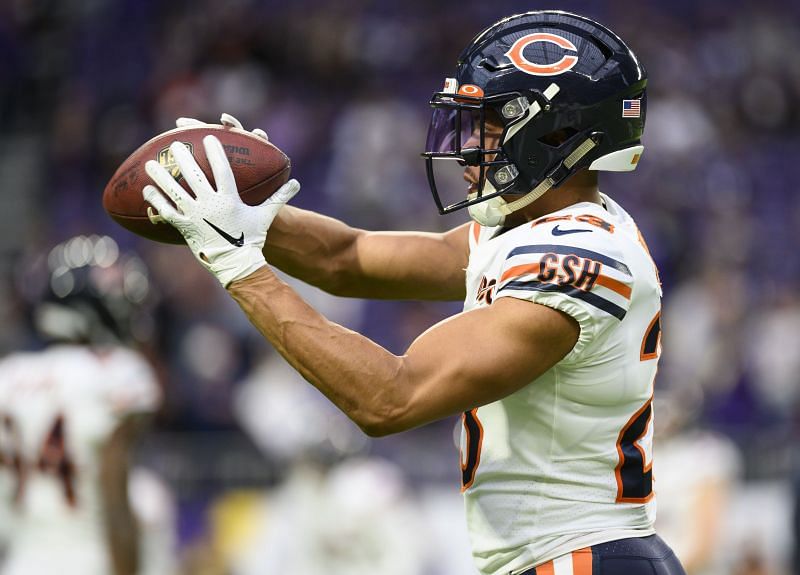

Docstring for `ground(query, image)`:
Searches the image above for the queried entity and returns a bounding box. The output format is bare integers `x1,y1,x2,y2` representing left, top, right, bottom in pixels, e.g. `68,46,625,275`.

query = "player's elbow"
357,419,404,438
358,421,389,438
357,415,403,437
351,388,414,438
353,403,409,437
355,387,426,438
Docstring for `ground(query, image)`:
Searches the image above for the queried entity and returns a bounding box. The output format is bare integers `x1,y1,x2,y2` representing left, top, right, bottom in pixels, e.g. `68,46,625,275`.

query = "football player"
143,11,685,575
0,236,163,575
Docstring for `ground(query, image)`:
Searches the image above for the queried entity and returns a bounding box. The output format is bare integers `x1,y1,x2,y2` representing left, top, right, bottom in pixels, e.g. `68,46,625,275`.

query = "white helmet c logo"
506,33,579,76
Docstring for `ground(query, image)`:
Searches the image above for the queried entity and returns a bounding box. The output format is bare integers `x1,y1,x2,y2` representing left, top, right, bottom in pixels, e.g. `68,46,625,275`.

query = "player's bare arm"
166,115,470,301
265,208,469,300
141,130,577,433
227,266,578,435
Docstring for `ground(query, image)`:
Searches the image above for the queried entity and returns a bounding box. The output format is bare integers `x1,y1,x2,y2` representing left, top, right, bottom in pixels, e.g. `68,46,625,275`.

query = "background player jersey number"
0,412,77,507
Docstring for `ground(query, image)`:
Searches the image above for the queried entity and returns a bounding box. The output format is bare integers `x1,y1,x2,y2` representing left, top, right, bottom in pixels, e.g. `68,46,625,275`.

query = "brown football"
103,125,291,244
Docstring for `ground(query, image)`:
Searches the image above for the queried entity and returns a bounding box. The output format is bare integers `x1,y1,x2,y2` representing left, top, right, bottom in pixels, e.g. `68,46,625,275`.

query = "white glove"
142,135,300,287
176,113,269,141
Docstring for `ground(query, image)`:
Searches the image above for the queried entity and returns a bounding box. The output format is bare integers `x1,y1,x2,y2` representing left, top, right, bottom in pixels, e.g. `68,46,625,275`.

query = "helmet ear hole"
538,127,579,147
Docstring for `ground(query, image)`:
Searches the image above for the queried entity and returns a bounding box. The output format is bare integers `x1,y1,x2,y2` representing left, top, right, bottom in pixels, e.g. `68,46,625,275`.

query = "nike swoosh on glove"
142,134,300,287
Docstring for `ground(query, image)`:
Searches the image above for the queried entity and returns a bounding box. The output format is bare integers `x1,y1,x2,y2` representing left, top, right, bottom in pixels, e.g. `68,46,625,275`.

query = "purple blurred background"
2,1,799,573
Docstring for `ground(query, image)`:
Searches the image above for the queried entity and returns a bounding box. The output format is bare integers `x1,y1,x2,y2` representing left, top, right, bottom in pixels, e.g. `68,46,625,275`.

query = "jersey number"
460,409,483,491
614,400,653,502
640,311,661,361
0,413,77,507
614,311,661,502
460,312,662,498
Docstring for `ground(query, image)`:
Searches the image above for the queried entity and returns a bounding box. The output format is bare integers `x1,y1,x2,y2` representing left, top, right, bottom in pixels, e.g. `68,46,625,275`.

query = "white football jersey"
0,344,161,575
461,194,662,574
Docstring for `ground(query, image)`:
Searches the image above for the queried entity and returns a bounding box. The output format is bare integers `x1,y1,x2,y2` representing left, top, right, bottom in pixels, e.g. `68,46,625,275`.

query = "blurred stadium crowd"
1,0,800,573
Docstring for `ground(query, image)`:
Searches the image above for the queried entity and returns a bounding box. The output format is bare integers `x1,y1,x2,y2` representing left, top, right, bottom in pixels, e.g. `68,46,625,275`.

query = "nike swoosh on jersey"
203,219,244,247
552,225,592,236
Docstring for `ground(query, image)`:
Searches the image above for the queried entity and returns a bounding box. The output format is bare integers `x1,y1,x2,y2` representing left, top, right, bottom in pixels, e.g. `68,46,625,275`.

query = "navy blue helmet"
21,235,154,345
422,11,647,224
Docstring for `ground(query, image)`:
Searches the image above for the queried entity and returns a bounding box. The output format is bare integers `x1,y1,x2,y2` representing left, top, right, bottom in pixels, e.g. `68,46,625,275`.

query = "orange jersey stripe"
595,274,632,300
572,548,593,575
536,560,555,575
499,263,542,284
471,222,481,243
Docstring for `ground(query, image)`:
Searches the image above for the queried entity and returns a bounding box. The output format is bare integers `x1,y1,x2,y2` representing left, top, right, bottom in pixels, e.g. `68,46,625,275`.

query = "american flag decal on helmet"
622,99,641,118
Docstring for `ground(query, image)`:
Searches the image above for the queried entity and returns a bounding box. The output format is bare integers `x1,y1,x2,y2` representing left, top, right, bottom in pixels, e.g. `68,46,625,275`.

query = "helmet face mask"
423,87,549,214
422,10,648,221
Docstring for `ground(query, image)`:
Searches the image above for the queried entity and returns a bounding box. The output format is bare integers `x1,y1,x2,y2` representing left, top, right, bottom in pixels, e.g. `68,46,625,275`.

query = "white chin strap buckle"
468,195,510,228
467,135,600,228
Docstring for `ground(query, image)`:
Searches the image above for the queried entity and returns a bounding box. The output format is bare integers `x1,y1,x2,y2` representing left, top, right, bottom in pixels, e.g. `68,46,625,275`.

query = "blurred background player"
653,386,744,575
226,353,427,575
0,235,172,575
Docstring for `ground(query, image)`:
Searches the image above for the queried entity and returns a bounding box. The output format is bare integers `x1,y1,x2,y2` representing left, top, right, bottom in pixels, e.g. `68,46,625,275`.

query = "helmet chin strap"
467,137,597,227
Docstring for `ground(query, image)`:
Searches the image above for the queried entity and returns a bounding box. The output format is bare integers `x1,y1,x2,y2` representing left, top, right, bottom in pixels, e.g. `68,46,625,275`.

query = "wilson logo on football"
505,32,579,77
157,142,193,181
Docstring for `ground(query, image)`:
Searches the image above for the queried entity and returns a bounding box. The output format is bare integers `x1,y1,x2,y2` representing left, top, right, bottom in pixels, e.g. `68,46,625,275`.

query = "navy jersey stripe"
500,280,628,320
507,245,632,276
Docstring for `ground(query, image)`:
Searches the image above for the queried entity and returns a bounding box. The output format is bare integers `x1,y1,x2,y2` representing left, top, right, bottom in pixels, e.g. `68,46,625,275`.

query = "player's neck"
512,171,602,225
